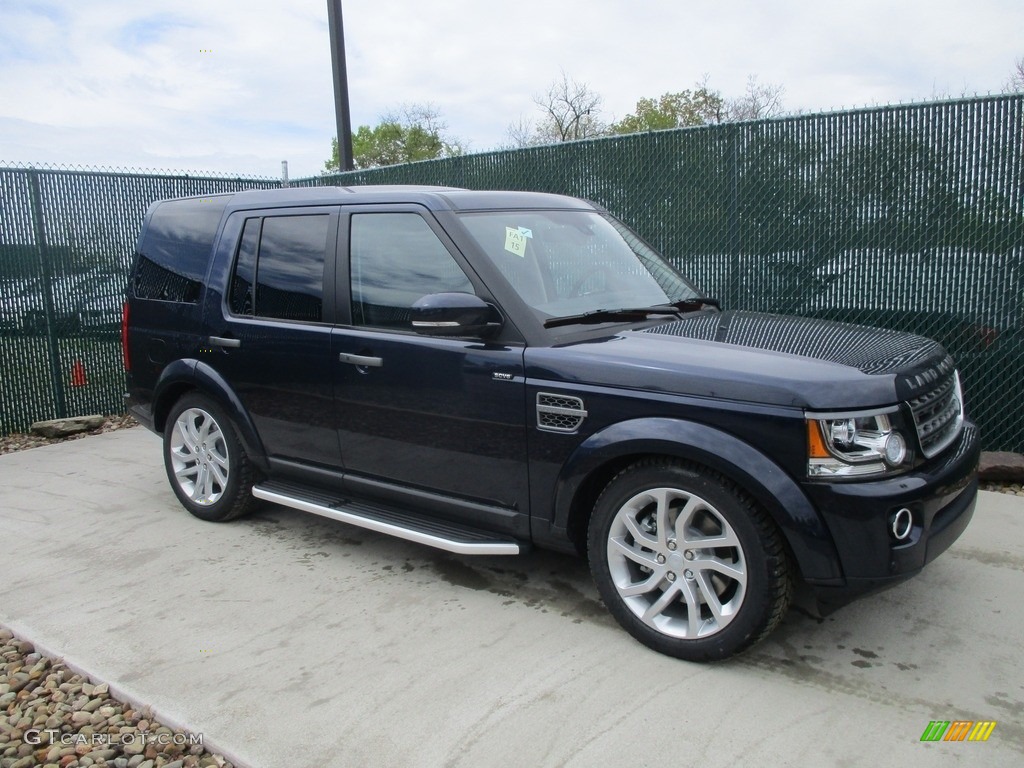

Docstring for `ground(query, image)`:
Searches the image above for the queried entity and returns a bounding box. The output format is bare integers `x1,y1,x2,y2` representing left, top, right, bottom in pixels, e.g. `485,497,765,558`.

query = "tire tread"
163,393,256,523
588,457,792,660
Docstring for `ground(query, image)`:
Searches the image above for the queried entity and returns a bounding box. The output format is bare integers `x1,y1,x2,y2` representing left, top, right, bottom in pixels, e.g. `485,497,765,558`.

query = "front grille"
909,371,964,458
537,393,588,433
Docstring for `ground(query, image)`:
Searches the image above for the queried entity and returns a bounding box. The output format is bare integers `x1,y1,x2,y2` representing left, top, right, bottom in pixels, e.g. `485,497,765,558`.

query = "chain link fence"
2,94,1022,449
0,165,279,434
311,94,1024,451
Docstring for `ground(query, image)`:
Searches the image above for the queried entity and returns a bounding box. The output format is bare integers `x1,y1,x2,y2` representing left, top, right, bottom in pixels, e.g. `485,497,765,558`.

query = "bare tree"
1006,56,1024,92
504,116,537,149
387,103,467,154
507,72,607,146
722,75,786,121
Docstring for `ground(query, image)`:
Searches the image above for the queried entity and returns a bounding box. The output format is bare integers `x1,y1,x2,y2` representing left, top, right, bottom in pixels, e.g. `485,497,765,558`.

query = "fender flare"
553,417,843,582
151,359,268,472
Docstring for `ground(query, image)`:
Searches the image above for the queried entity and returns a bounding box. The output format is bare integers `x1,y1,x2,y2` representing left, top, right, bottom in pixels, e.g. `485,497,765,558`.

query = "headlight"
807,407,914,478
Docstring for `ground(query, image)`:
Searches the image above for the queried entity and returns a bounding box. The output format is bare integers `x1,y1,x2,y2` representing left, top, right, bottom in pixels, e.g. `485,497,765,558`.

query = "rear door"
203,206,341,468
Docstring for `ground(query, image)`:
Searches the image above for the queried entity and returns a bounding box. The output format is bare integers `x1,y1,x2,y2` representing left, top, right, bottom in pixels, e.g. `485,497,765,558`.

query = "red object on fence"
70,360,88,387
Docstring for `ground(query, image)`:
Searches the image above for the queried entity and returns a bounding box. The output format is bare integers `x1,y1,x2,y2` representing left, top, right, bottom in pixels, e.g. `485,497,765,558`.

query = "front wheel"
163,393,255,522
588,460,791,661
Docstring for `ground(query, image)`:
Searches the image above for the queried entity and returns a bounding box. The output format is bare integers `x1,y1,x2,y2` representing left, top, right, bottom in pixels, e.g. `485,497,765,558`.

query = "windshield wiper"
543,297,720,329
669,297,720,312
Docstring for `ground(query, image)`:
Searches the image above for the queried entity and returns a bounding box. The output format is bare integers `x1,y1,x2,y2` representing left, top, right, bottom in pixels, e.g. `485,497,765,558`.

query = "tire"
163,393,256,522
588,459,791,661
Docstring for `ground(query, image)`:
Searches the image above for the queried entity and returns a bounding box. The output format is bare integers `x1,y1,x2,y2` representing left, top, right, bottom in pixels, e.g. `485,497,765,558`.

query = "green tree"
610,76,785,136
324,104,463,171
610,88,725,134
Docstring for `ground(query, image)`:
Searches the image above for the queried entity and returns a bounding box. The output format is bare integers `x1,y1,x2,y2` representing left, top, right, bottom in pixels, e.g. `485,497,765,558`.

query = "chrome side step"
252,482,521,556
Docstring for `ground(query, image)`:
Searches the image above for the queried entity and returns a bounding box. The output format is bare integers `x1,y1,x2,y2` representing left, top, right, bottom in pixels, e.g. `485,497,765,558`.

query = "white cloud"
0,0,1021,178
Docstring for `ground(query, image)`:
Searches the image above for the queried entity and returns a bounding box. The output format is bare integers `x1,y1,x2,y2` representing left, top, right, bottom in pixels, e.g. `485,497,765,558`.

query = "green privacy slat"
1,94,1022,449
0,166,280,435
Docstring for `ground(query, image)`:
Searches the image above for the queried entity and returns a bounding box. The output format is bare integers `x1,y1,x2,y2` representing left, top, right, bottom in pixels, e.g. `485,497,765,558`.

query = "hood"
526,311,953,410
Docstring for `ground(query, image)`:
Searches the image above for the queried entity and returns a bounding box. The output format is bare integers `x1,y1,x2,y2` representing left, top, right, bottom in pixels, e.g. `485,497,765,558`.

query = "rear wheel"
163,393,255,522
588,459,791,661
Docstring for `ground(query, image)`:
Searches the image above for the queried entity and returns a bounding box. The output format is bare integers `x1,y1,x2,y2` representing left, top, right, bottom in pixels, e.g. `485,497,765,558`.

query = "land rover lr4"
124,187,979,661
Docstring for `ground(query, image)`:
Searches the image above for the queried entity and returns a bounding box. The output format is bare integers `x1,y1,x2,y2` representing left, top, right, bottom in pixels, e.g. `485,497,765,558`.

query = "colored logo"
921,721,996,742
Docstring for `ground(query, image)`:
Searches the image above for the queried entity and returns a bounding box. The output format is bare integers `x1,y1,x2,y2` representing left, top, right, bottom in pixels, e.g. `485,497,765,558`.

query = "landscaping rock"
0,629,234,767
979,451,1024,482
30,415,105,439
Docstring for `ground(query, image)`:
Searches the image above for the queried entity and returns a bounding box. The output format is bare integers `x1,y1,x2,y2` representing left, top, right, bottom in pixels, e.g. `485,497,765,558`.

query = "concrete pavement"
1,428,1022,767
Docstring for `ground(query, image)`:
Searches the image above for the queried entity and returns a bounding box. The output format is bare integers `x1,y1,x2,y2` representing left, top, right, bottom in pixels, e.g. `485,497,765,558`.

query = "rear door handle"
208,336,241,349
338,352,383,367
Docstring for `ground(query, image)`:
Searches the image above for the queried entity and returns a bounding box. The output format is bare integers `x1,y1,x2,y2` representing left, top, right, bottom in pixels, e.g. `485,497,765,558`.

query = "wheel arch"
554,418,843,583
152,359,268,473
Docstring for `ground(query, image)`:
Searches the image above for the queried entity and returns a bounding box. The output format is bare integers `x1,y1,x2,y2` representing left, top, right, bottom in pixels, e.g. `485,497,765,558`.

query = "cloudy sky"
1,0,1021,180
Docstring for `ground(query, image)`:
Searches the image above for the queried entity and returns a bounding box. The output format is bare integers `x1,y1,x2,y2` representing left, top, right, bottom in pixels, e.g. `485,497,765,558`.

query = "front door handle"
338,352,383,368
208,336,241,349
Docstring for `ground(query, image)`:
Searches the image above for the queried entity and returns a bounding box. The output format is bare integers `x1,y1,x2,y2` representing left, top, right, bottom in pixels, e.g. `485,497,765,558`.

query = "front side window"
229,214,329,322
350,213,474,329
455,210,698,321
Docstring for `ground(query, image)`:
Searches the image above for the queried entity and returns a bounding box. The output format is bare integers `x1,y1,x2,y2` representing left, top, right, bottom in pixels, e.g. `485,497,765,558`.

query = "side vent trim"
537,393,588,433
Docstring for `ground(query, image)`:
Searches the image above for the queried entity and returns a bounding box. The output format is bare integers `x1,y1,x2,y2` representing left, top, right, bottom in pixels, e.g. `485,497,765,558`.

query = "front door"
332,208,529,536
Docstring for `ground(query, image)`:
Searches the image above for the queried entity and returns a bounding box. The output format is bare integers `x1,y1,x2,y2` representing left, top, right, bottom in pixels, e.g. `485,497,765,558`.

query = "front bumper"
801,420,980,610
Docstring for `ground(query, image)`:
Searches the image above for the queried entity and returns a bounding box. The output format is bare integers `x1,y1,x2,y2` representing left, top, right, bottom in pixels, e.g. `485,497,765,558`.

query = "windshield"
456,210,700,321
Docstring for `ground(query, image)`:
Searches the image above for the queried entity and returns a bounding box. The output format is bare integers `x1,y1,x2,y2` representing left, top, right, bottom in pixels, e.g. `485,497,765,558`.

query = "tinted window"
132,255,201,302
140,196,230,282
350,213,473,328
254,215,329,323
229,218,260,315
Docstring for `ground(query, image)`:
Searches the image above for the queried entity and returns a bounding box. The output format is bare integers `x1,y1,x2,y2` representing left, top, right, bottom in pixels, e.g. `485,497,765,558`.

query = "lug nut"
666,572,676,582
667,540,677,551
656,554,666,564
684,569,694,580
684,550,694,560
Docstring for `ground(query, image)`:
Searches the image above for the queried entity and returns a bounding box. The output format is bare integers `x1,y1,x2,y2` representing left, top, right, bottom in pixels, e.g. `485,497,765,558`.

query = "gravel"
0,629,233,768
1,417,235,768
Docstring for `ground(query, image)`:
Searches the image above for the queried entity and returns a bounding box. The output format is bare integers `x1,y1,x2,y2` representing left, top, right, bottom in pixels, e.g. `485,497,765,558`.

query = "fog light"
890,508,913,541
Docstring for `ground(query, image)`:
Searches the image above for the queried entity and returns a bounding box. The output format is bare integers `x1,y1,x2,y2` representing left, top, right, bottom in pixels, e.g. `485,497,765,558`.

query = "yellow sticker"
504,226,527,257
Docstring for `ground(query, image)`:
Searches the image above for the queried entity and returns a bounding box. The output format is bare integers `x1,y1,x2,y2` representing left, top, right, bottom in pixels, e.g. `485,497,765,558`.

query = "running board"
252,481,522,556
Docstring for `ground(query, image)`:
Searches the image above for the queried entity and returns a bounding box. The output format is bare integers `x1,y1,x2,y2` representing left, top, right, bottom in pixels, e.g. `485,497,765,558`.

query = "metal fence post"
27,169,67,419
726,125,742,309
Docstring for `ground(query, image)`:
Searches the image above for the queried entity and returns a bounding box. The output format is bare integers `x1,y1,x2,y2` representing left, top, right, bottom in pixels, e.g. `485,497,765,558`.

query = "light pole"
327,0,354,171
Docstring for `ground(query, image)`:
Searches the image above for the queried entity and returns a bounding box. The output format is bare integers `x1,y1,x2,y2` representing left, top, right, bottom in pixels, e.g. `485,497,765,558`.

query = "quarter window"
137,196,231,298
350,213,473,328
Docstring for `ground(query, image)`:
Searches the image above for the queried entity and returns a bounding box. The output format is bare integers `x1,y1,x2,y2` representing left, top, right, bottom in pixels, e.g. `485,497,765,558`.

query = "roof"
185,185,597,213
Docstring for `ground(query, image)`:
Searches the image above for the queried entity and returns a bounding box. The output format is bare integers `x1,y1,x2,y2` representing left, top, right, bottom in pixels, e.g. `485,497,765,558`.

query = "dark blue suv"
124,186,979,661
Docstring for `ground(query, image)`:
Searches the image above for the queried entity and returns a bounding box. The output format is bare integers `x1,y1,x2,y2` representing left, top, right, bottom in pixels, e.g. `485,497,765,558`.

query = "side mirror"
410,293,502,338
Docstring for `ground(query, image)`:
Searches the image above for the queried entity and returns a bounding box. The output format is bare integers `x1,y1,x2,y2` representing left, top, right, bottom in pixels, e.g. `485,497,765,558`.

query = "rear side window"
229,214,330,323
229,218,259,315
134,196,230,302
